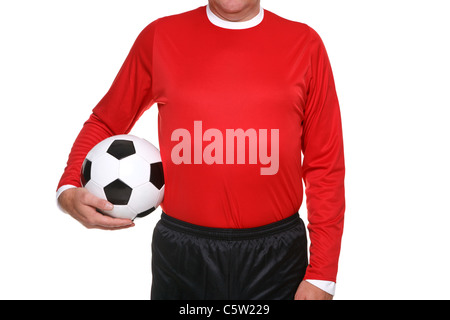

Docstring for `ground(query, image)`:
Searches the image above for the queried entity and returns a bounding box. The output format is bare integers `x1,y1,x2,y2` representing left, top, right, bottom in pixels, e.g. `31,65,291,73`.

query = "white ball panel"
84,180,107,201
106,205,137,220
157,185,165,205
133,137,162,164
119,154,150,188
128,183,162,214
109,134,136,141
91,154,120,187
86,136,114,161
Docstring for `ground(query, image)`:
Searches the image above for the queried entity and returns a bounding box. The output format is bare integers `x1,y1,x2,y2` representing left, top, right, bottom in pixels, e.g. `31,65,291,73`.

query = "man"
57,0,345,300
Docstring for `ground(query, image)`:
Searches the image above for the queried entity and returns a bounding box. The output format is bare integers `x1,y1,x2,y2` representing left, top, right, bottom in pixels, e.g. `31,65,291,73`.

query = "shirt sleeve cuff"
56,185,78,212
305,280,336,296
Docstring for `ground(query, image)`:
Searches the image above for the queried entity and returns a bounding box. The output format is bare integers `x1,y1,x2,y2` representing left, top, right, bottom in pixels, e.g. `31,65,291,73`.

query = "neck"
208,1,261,22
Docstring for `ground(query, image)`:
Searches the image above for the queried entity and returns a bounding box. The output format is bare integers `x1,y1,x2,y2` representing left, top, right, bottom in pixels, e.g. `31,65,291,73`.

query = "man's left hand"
294,280,333,300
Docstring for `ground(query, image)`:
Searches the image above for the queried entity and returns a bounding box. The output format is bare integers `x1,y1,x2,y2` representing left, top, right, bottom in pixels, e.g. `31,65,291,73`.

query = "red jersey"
57,6,345,283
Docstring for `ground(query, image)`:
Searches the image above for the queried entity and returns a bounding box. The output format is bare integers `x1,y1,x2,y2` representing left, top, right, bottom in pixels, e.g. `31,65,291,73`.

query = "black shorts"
151,212,308,300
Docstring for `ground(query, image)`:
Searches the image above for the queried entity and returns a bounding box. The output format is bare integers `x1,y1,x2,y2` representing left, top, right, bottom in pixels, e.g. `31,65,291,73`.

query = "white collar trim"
206,4,264,30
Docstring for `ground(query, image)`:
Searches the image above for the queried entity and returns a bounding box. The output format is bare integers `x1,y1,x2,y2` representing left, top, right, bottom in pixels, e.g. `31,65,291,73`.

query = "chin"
214,0,253,14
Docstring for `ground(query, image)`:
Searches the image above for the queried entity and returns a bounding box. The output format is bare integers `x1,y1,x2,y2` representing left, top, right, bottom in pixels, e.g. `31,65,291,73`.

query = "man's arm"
57,21,158,228
297,27,346,298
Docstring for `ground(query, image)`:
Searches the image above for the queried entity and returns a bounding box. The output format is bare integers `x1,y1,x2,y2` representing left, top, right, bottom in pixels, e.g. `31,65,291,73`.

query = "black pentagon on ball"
104,179,132,205
81,159,92,186
107,140,136,160
150,162,164,190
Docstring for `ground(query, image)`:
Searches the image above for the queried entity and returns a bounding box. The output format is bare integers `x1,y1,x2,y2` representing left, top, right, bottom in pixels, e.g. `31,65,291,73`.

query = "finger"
81,189,114,212
90,212,134,229
88,222,135,231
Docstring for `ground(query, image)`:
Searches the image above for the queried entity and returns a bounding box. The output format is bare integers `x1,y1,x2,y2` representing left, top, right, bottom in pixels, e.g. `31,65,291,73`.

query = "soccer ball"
80,135,165,220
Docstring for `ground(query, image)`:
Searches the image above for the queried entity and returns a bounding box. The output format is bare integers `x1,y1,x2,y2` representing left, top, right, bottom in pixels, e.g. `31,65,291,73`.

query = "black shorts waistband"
159,212,302,241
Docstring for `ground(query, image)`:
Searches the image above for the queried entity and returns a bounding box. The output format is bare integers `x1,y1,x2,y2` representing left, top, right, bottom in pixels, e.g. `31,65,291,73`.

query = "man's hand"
58,188,134,230
294,280,333,300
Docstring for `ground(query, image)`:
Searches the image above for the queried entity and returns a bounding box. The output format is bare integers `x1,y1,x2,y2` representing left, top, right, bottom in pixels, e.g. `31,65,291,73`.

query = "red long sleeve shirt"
57,6,345,283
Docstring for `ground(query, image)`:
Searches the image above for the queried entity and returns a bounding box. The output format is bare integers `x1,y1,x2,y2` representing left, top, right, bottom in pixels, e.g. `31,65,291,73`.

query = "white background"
1,0,449,300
